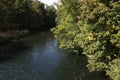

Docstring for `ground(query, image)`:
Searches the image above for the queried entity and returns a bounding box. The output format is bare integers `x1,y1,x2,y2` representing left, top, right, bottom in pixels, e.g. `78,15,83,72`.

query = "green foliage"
46,5,56,27
0,0,56,31
51,0,82,53
51,0,120,79
0,0,56,45
106,59,120,80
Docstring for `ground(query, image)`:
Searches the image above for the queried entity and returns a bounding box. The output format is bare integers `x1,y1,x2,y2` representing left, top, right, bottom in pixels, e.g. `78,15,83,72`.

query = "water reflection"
0,32,105,80
55,54,105,80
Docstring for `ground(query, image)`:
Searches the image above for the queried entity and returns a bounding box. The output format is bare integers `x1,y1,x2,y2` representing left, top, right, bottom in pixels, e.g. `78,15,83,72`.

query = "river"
0,31,106,80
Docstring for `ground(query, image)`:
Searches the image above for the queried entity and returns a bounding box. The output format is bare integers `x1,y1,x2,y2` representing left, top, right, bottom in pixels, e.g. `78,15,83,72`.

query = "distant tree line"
0,0,56,32
51,0,120,80
0,0,56,44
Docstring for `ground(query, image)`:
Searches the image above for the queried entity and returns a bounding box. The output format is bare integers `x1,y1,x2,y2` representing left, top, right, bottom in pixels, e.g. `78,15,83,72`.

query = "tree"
0,0,56,44
51,0,82,53
45,5,56,28
0,0,56,32
51,0,120,79
0,0,15,31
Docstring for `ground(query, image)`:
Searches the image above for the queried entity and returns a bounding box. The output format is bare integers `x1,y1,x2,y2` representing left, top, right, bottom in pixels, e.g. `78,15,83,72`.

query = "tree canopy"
0,0,56,44
51,0,120,80
0,0,56,32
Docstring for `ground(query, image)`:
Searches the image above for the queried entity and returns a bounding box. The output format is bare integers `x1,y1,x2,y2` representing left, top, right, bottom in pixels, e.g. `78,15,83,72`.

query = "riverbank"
0,29,41,59
0,30,30,45
0,30,30,59
0,30,53,59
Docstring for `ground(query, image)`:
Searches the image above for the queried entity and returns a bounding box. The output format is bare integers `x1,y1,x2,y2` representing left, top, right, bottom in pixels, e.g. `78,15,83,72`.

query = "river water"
0,32,106,80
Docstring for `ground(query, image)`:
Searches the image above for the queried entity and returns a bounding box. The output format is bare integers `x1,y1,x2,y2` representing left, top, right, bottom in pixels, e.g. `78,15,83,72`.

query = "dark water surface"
0,32,106,80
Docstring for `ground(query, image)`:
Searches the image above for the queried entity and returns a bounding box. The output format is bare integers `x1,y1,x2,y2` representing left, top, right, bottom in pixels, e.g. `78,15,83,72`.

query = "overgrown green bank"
51,0,120,80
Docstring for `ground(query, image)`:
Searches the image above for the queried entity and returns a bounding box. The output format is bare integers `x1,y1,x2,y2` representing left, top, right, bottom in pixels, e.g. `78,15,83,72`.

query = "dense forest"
0,0,56,44
51,0,120,80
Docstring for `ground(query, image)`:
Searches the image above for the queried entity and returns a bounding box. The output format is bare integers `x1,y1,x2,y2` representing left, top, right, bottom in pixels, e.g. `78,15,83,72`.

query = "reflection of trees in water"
55,54,106,80
0,32,52,60
0,40,33,60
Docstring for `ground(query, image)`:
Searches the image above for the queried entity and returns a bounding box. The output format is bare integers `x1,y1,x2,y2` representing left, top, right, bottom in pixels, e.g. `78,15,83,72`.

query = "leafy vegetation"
51,0,120,79
0,0,56,44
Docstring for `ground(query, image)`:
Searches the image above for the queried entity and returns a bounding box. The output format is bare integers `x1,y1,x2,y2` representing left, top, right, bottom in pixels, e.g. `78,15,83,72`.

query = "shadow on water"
55,53,105,80
0,40,29,60
0,31,106,80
